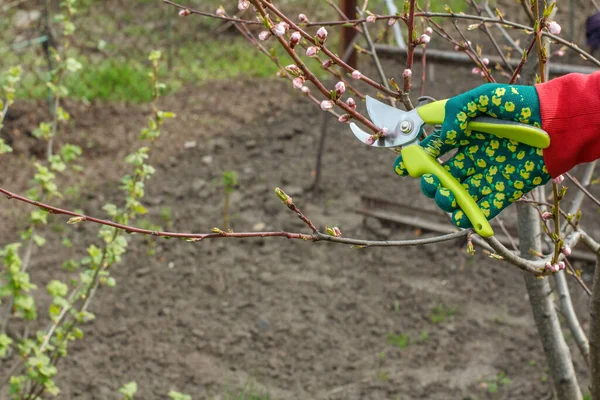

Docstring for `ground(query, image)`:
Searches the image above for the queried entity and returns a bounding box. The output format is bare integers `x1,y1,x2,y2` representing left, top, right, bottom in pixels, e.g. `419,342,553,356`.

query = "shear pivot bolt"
399,121,412,133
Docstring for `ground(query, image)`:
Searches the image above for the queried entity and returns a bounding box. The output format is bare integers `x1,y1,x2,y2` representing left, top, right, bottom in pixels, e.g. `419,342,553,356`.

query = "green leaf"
47,280,68,298
33,234,46,247
119,381,138,398
60,144,82,163
65,57,83,73
0,333,13,357
168,391,191,400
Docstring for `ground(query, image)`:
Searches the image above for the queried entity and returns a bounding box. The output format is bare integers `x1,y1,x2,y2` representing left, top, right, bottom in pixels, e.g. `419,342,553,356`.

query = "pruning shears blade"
365,96,409,134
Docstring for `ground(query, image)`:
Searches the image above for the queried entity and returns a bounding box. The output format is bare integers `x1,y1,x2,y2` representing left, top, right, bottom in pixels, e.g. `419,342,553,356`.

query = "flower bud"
293,76,305,89
388,18,397,26
379,127,389,137
366,135,376,145
321,59,333,69
338,114,351,123
562,246,572,256
290,31,301,47
306,46,319,57
547,20,561,35
238,0,250,11
541,211,553,220
333,227,342,237
301,86,310,94
316,27,328,42
346,97,356,109
67,216,86,224
272,22,287,37
320,100,334,111
558,261,566,270
216,7,225,16
553,175,564,184
555,49,565,57
482,57,490,65
472,67,481,75
454,45,461,51
425,27,433,35
285,64,301,75
351,70,362,79
258,31,271,41
334,81,346,96
298,13,308,23
179,9,191,17
366,15,376,23
419,34,431,44
403,69,412,78
544,262,553,271
274,187,293,205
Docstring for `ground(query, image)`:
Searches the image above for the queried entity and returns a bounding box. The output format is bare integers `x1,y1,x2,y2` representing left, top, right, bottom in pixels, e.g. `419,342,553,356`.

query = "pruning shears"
350,96,551,237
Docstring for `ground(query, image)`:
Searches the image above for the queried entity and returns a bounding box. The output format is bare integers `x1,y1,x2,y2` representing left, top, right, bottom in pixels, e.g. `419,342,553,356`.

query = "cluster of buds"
238,0,250,11
544,261,566,273
326,226,342,237
546,20,561,35
178,8,191,17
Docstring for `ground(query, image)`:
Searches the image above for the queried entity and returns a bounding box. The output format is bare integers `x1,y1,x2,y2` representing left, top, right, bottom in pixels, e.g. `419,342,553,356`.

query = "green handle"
401,145,494,237
417,100,550,149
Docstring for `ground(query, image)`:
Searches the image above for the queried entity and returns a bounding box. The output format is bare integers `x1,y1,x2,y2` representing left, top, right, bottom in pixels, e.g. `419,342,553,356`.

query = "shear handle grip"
401,145,494,237
417,100,550,149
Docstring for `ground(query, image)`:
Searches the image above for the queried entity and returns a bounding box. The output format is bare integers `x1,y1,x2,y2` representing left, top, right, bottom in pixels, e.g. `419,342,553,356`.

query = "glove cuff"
535,71,600,177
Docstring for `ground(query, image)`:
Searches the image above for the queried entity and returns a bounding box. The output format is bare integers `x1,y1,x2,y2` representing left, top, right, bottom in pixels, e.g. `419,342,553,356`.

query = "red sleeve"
535,71,600,177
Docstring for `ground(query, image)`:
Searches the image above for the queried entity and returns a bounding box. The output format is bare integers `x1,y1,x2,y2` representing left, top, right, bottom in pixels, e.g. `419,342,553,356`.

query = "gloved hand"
394,83,550,228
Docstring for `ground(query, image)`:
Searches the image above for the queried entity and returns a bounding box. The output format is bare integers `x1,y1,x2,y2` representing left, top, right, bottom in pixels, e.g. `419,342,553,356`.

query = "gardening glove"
394,71,600,229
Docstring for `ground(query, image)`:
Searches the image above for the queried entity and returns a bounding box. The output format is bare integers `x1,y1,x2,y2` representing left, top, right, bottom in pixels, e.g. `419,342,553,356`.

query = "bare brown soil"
1,59,599,400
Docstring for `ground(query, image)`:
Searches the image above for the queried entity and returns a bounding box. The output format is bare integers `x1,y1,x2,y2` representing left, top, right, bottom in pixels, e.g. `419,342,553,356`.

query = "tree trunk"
517,202,583,400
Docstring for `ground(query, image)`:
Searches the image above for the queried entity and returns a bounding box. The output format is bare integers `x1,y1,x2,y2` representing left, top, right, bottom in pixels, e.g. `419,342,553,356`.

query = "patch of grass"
429,304,456,324
386,332,410,349
481,372,512,394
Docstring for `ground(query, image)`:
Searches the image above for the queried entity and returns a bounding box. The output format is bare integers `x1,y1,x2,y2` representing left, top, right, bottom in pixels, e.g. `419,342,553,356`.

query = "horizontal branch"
0,187,469,247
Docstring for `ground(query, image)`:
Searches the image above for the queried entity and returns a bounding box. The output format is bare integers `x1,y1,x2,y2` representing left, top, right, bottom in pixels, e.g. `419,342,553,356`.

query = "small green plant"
222,171,239,230
482,372,512,394
119,381,138,399
168,391,192,400
418,330,430,344
375,351,389,382
429,304,456,324
386,332,410,349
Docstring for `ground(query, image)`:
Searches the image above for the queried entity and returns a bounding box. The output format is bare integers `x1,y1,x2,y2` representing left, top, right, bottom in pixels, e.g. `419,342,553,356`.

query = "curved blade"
350,122,389,147
366,96,408,132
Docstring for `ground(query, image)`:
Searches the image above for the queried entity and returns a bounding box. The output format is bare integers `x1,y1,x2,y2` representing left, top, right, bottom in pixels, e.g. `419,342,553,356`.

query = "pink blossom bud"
272,23,287,37
553,175,564,184
334,81,346,96
316,27,328,42
346,97,356,109
301,86,310,94
472,67,481,75
351,70,362,79
216,7,225,16
290,31,301,47
379,127,389,137
388,18,397,26
555,49,565,57
293,76,305,89
238,0,250,11
285,64,301,75
562,246,571,256
558,261,566,270
366,15,376,23
298,13,308,23
403,69,412,78
480,71,486,77
544,262,553,271
541,211,553,220
420,34,431,44
366,135,376,145
258,31,271,41
320,100,334,111
321,59,333,69
455,45,461,51
425,27,433,35
333,227,342,237
306,46,319,57
547,20,561,35
482,58,490,65
179,9,191,17
338,114,351,123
